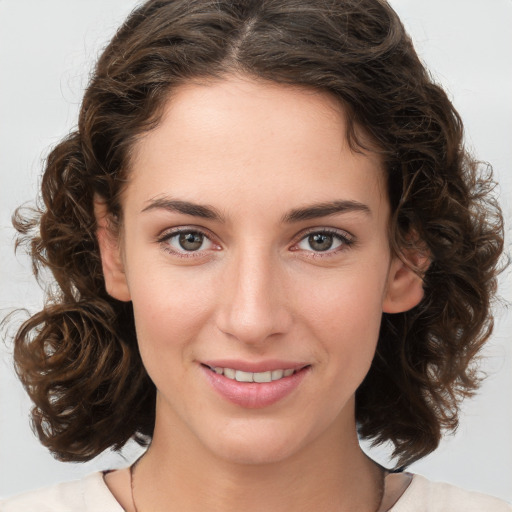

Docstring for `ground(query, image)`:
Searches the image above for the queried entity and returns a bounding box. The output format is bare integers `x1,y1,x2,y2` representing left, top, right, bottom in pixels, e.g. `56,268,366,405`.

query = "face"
97,75,423,465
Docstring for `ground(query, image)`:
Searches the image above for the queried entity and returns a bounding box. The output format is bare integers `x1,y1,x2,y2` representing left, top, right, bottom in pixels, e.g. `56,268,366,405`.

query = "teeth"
235,370,253,382
224,368,236,379
212,366,297,382
271,369,284,380
253,371,272,383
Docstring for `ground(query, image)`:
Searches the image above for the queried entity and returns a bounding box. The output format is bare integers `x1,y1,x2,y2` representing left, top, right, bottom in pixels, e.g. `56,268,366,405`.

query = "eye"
293,229,353,254
158,228,218,255
174,231,207,251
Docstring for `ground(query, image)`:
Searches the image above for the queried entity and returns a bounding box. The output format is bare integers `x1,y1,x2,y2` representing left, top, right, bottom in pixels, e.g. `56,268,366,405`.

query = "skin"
97,75,424,511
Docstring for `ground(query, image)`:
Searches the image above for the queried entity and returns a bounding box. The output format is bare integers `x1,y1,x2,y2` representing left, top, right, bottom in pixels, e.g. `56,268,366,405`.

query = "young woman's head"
13,0,503,467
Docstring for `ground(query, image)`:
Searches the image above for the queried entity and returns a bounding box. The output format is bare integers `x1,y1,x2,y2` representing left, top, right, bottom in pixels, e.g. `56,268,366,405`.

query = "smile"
208,366,297,383
201,363,311,408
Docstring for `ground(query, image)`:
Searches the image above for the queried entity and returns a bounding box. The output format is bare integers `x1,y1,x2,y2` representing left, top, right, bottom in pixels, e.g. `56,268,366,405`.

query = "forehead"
126,75,387,218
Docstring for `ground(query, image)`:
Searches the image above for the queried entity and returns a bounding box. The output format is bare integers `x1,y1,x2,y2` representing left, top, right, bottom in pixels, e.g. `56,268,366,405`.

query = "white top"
1,472,510,511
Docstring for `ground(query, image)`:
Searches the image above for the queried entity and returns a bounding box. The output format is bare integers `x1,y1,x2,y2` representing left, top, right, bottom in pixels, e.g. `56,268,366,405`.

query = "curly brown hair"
11,0,504,467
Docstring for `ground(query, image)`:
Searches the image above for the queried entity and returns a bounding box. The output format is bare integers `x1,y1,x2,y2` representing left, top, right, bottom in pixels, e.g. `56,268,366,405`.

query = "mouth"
202,364,309,383
200,362,311,408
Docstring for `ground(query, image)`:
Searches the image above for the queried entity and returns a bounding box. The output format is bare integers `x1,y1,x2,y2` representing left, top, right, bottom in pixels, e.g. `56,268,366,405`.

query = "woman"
1,0,509,510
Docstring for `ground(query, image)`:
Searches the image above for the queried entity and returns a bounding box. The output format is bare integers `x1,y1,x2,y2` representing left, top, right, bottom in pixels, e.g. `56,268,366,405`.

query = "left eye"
166,231,214,252
296,231,348,252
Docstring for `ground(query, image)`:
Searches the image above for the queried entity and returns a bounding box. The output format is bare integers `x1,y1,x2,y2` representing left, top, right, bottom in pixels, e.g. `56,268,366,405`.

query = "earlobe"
382,253,428,314
94,197,131,302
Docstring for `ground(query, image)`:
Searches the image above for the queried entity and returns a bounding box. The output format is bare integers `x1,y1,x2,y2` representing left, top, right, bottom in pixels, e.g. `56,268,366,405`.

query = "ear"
382,250,429,314
94,196,131,302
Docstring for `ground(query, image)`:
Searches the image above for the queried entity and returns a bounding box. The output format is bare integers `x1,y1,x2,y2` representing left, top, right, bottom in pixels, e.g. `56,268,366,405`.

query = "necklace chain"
130,457,141,512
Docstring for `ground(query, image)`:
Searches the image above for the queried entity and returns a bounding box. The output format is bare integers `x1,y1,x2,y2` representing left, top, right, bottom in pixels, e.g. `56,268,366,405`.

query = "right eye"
174,231,209,251
158,228,219,257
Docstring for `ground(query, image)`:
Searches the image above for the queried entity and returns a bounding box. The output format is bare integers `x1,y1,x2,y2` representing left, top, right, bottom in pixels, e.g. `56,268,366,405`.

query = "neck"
132,401,384,512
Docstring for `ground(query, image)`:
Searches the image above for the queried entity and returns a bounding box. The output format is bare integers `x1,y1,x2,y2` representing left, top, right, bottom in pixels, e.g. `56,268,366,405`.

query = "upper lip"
201,359,310,373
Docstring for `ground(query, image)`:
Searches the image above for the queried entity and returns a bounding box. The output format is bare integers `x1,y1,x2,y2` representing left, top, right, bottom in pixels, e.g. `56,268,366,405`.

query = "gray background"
1,0,511,502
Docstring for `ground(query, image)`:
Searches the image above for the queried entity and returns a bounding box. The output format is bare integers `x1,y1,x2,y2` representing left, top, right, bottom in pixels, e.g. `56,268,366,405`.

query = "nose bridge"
217,240,291,344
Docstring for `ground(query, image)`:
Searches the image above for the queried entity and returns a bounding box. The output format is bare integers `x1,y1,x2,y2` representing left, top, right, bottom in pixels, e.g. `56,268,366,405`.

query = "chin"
200,419,314,466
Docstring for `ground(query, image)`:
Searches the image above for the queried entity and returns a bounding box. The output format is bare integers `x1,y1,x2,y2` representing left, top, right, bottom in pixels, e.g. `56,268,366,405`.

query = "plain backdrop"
1,0,511,503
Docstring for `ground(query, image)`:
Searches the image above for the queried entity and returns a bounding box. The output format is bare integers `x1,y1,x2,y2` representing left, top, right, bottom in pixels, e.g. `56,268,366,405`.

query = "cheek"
301,266,387,371
127,264,218,365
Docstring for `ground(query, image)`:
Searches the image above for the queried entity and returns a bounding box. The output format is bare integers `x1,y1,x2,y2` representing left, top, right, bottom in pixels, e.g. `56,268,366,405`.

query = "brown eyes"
301,233,342,252
158,227,353,257
178,232,206,251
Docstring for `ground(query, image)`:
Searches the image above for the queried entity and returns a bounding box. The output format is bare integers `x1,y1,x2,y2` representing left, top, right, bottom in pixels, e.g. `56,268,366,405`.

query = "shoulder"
391,474,512,512
0,472,123,512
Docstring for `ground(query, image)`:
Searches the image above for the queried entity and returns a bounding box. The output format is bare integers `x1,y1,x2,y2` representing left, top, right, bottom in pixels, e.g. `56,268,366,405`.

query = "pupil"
179,232,203,251
309,233,333,251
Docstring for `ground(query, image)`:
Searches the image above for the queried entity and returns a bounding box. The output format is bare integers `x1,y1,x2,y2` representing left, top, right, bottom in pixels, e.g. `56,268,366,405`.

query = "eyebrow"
282,200,371,223
141,197,371,223
141,198,225,221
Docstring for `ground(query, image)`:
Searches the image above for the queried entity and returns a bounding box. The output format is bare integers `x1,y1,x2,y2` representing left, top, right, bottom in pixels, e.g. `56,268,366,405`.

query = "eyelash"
291,228,355,258
157,227,219,259
156,226,354,259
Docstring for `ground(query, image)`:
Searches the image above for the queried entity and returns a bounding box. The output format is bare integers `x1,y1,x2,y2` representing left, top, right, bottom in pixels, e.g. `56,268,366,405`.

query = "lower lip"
201,365,310,409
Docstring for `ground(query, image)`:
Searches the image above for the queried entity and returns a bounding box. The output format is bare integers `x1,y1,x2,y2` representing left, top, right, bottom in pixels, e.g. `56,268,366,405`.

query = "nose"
215,245,292,346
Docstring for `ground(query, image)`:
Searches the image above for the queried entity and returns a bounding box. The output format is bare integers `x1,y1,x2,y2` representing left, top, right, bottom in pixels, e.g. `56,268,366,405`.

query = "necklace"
129,459,387,512
130,456,142,512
